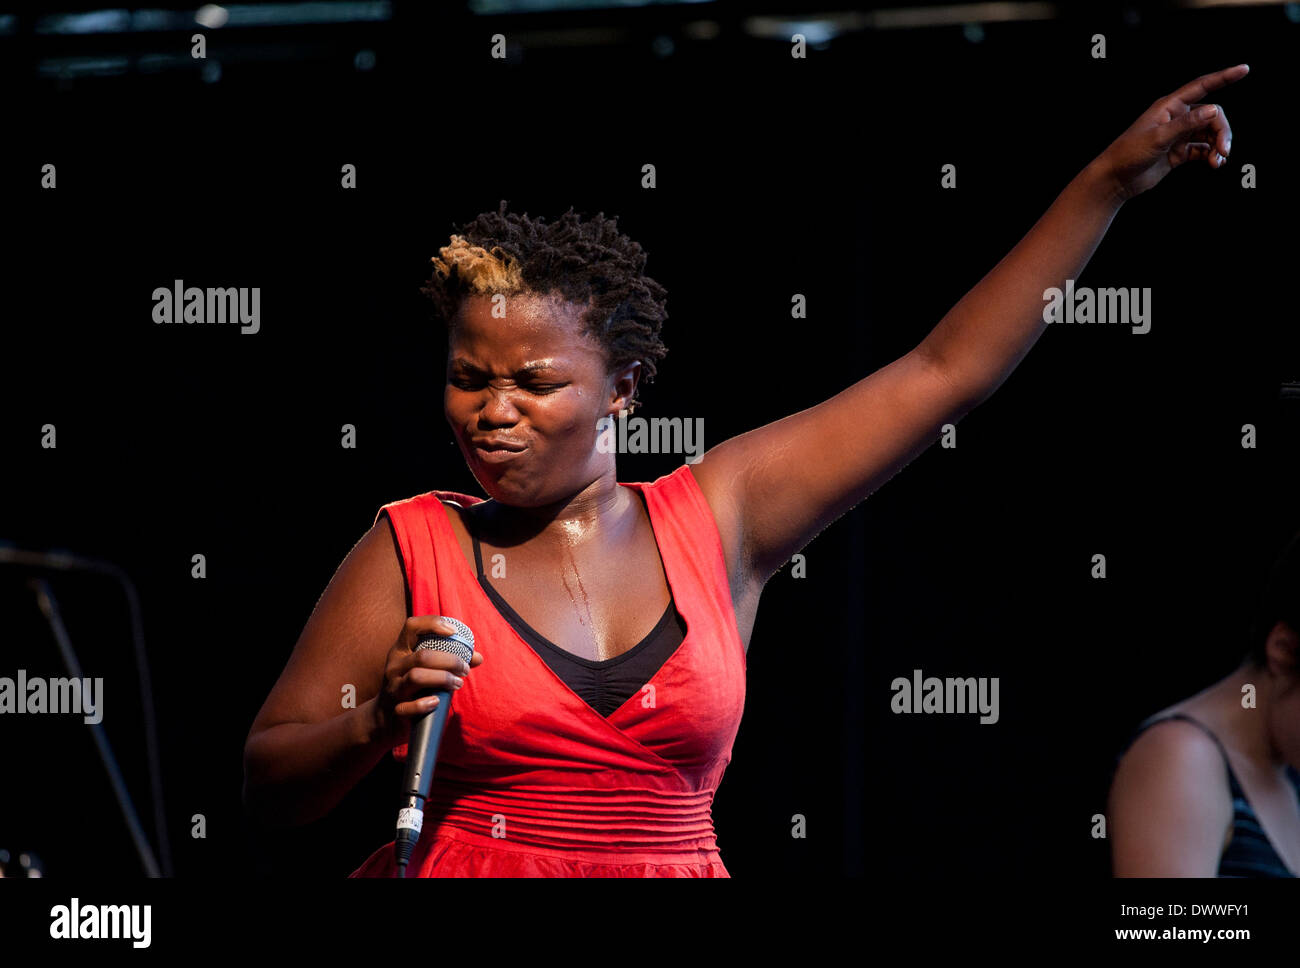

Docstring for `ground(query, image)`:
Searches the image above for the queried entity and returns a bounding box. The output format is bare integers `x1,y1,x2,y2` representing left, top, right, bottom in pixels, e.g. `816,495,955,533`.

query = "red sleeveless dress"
349,464,748,877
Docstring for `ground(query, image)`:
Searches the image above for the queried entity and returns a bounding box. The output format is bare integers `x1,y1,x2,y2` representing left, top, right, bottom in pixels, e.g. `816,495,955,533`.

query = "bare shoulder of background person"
1108,718,1234,877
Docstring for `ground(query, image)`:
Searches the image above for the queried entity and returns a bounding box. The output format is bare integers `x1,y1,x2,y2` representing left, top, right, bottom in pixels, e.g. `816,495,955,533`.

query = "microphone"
393,616,475,878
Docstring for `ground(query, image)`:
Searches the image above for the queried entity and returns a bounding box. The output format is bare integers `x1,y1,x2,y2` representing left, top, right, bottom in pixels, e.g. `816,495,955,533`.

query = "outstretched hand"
1096,64,1249,202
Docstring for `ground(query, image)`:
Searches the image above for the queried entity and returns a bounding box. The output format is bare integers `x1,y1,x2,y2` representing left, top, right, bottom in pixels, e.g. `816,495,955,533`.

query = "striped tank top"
1115,713,1300,877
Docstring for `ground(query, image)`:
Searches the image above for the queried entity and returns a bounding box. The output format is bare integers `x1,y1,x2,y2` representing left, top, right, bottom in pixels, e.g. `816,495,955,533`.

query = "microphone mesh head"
416,616,475,663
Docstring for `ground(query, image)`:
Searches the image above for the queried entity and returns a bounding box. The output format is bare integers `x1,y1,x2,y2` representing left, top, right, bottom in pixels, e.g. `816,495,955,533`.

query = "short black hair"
1246,525,1300,667
420,199,669,413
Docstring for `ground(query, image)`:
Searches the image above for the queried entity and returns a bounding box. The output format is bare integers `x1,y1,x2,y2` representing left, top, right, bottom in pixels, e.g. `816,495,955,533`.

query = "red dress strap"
375,488,482,761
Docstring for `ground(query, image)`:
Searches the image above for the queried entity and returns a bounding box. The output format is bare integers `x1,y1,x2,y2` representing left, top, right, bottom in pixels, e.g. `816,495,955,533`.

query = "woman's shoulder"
1108,713,1236,875
1121,692,1229,756
1111,710,1233,806
383,488,485,511
1120,714,1227,768
374,489,484,529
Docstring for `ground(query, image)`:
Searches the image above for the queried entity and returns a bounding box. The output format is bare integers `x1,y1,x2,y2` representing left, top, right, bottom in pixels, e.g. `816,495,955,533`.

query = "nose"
477,385,522,427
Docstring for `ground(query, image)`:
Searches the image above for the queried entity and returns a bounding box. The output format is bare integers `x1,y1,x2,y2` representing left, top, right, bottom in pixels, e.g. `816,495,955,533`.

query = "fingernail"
453,676,464,688
1196,105,1217,121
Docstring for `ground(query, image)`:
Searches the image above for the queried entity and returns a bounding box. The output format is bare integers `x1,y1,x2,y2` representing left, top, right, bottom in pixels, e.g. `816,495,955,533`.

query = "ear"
607,361,642,416
1263,620,1300,677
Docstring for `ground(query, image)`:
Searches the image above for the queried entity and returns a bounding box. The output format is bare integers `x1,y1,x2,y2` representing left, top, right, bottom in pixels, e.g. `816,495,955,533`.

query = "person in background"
1109,528,1300,876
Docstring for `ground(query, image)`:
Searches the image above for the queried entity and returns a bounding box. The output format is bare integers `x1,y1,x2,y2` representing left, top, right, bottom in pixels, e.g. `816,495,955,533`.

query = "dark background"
1,0,1297,883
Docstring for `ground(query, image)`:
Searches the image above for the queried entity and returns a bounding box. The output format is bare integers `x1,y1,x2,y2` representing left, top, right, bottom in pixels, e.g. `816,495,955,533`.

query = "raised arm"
691,65,1247,586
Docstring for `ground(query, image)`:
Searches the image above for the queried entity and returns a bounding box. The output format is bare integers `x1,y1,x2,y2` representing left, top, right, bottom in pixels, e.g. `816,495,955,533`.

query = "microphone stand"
0,545,172,877
28,578,162,877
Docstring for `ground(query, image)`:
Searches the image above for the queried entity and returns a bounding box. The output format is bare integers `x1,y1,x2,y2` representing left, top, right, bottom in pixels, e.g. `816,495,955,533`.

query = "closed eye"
448,379,568,394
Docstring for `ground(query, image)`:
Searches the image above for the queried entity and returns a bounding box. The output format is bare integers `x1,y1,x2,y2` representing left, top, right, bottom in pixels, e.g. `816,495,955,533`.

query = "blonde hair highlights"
429,235,526,297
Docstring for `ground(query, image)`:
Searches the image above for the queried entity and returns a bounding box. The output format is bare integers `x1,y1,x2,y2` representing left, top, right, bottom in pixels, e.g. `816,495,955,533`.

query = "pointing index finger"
1168,64,1249,106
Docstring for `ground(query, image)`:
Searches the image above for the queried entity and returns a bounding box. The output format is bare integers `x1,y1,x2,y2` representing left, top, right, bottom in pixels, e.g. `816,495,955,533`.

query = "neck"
1208,662,1286,772
480,469,633,546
